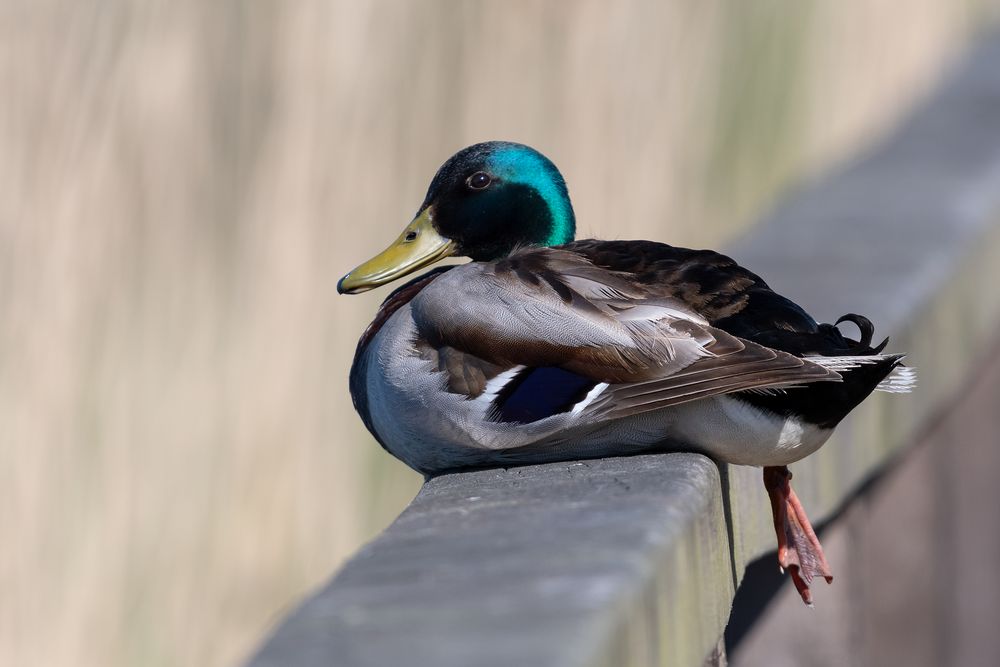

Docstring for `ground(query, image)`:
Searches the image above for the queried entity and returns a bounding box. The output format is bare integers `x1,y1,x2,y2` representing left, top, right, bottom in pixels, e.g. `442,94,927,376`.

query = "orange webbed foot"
763,465,833,606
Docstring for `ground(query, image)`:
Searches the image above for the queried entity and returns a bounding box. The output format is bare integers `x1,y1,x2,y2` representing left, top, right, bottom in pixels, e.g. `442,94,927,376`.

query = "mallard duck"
338,141,915,605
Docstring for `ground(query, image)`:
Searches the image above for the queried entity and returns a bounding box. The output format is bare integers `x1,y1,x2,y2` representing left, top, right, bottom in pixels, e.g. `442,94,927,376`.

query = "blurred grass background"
3,1,999,665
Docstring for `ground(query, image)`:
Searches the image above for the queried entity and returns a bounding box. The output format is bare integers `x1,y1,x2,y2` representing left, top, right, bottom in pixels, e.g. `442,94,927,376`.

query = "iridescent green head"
423,141,576,260
339,142,576,293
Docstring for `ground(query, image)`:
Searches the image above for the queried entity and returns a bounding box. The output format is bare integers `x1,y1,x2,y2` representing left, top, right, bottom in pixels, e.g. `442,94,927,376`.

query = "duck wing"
410,246,841,425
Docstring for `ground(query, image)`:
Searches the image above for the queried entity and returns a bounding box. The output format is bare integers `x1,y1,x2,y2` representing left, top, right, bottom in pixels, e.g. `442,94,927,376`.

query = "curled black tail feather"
834,313,889,354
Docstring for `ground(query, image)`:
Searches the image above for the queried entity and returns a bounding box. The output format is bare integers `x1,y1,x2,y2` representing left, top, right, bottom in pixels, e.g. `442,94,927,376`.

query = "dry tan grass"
1,1,994,665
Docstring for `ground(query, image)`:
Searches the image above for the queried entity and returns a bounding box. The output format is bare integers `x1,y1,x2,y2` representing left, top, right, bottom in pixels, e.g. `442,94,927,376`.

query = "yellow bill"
337,208,457,294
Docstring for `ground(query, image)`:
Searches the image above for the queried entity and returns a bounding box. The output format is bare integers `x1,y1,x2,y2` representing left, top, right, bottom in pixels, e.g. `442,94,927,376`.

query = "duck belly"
652,395,833,466
362,310,833,471
369,370,832,471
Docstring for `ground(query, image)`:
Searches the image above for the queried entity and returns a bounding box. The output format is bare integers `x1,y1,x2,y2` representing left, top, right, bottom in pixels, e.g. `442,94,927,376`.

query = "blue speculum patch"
492,366,597,423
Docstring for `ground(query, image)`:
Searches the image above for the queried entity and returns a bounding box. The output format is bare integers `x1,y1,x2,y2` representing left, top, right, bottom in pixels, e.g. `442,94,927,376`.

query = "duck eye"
466,172,491,190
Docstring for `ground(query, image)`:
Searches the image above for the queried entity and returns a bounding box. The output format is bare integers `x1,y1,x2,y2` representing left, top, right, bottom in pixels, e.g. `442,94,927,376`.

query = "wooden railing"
247,36,1000,667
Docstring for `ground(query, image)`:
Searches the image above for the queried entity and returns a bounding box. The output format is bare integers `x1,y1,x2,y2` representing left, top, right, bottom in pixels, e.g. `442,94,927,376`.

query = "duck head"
338,141,576,294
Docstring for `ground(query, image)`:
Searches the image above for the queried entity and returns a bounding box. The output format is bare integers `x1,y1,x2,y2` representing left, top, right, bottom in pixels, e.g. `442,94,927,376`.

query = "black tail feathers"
833,313,889,354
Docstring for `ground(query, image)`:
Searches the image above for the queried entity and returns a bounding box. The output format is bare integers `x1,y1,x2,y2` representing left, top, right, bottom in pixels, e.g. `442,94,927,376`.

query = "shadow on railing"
247,36,1000,667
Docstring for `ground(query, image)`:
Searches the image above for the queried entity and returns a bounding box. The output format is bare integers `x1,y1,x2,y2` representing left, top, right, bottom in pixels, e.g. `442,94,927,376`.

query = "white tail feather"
804,354,916,393
805,354,895,370
876,365,917,393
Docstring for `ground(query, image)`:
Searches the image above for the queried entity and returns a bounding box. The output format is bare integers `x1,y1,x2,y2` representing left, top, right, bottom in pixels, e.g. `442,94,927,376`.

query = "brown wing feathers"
409,246,841,417
594,335,836,419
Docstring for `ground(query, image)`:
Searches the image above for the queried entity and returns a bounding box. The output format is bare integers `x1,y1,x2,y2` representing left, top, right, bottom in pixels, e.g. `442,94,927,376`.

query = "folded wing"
410,247,841,425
